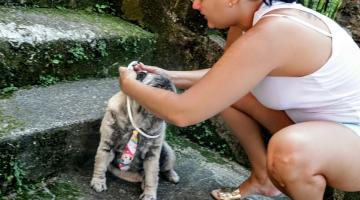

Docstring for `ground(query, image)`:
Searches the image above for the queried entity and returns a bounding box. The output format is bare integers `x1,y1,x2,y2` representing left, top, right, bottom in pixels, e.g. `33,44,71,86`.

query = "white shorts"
341,123,360,137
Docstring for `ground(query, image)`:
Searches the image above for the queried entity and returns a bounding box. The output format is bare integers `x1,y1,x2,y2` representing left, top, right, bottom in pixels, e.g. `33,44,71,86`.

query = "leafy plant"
55,6,67,10
299,0,342,19
0,110,23,138
0,157,36,197
93,3,116,15
0,84,18,97
68,75,81,81
39,75,60,86
68,45,88,62
168,120,235,160
50,54,63,65
0,156,79,199
97,40,108,57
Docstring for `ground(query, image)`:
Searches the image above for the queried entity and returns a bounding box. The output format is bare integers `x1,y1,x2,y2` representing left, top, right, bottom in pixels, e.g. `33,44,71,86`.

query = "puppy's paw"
90,177,107,192
139,193,156,200
163,170,180,184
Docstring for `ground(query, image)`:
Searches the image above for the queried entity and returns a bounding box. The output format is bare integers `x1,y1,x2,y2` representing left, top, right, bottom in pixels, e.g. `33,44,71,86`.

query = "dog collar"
126,61,161,139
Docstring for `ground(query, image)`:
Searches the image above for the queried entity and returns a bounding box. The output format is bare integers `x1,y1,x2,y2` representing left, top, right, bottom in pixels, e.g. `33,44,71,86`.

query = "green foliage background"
298,0,343,19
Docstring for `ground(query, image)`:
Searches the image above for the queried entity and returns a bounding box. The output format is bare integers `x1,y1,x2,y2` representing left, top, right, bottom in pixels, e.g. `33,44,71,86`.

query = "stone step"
53,141,289,200
0,0,111,9
0,78,119,180
0,6,156,90
0,77,357,200
0,78,290,200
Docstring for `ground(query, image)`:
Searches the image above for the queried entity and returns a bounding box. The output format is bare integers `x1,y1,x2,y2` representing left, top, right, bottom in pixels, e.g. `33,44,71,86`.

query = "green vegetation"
0,158,79,200
93,3,116,15
0,85,18,98
167,120,235,161
49,54,63,65
166,126,230,164
96,40,109,57
299,0,342,18
1,157,30,198
39,75,60,86
0,110,23,138
0,140,79,199
68,45,89,63
55,6,67,11
0,6,157,91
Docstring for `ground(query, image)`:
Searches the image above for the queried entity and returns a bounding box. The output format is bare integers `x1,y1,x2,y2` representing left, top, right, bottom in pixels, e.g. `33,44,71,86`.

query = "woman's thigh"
232,93,294,133
269,121,360,191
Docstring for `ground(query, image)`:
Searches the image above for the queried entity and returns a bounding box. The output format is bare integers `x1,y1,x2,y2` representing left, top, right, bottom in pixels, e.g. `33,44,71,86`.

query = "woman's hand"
133,63,169,76
119,63,173,93
118,66,137,93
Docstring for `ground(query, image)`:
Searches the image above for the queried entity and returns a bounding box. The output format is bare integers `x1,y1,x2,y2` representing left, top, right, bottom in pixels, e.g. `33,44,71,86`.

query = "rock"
210,115,251,168
118,0,224,70
0,78,120,181
0,79,290,199
336,0,360,46
51,138,289,200
0,7,156,89
0,0,109,8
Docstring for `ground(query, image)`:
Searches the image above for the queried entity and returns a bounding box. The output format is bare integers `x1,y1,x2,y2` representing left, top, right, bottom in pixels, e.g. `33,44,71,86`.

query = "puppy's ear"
163,75,177,93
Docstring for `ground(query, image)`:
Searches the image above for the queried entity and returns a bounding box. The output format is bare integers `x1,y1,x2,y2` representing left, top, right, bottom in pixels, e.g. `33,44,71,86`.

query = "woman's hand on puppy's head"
133,63,169,77
118,66,137,92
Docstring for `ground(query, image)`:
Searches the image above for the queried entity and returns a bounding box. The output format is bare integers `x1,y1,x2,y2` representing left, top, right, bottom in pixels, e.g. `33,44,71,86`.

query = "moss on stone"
0,109,24,139
0,0,109,9
0,7,157,89
168,121,235,159
121,0,144,25
166,124,233,165
0,173,80,200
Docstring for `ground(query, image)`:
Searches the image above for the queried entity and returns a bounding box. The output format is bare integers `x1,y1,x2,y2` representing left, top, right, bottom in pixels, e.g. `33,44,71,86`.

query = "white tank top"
251,2,360,124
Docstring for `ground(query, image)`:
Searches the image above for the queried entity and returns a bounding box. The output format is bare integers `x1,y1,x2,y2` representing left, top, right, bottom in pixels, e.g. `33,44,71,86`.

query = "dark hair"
263,0,297,6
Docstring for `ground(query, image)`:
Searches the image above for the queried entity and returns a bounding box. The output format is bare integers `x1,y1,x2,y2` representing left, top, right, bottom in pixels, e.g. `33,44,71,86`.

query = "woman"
119,0,360,199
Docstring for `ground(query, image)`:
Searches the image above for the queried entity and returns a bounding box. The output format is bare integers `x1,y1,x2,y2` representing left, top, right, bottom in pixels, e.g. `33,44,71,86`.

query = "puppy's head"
136,71,176,92
129,71,176,121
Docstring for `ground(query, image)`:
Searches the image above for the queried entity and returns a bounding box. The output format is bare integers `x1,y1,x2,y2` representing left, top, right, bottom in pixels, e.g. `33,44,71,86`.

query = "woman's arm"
133,63,209,90
120,22,288,127
135,26,244,90
166,69,209,89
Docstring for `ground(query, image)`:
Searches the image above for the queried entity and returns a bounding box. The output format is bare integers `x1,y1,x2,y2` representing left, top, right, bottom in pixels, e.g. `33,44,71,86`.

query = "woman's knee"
266,125,313,182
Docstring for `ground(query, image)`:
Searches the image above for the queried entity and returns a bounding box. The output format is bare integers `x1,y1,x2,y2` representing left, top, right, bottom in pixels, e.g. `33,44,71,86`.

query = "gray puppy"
90,71,179,200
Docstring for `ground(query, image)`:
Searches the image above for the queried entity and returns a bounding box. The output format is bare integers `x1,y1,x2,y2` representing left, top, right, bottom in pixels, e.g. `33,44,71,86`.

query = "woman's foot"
211,174,282,199
238,174,281,197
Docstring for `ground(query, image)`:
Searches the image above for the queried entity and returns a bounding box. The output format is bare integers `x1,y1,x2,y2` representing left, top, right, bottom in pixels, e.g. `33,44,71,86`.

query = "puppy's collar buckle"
126,61,161,139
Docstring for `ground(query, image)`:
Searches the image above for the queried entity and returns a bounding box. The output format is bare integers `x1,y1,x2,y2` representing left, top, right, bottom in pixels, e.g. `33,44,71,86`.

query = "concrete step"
0,78,290,200
0,6,156,90
0,0,111,9
53,141,290,200
0,78,119,180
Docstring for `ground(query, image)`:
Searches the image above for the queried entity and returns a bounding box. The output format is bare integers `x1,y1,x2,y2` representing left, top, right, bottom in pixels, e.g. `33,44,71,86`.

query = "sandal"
211,188,242,200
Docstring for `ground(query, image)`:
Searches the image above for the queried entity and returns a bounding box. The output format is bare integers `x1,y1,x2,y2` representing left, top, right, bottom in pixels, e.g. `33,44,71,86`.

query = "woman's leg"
267,121,360,200
219,93,293,197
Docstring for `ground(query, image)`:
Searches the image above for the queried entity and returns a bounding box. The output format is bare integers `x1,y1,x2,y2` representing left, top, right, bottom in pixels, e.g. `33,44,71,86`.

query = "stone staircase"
0,2,278,199
0,1,358,200
0,78,290,200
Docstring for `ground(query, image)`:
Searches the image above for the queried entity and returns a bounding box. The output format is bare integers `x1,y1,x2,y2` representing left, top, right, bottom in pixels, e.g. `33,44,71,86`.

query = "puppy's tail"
107,165,143,183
